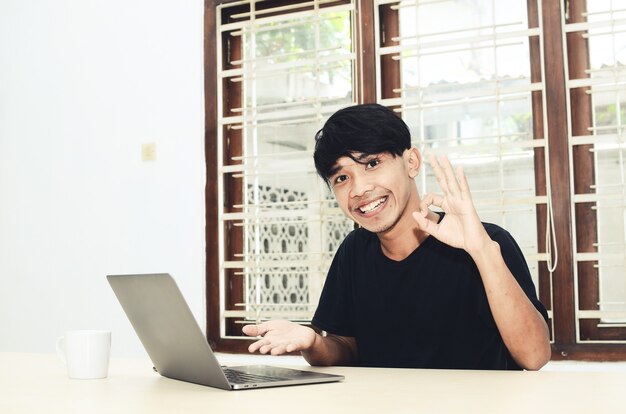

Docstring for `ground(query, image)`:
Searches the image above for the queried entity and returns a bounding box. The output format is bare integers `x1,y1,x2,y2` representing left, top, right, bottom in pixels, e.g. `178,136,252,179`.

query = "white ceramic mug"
56,330,111,379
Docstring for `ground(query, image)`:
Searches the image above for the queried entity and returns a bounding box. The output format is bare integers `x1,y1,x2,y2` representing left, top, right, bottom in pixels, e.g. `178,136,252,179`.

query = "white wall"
0,0,206,357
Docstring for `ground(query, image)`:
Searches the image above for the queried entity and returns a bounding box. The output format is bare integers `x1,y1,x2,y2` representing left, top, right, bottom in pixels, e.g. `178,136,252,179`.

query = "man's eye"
366,159,380,169
334,175,348,185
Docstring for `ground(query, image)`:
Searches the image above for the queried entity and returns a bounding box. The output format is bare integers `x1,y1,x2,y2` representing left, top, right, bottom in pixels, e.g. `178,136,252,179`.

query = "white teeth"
359,197,386,214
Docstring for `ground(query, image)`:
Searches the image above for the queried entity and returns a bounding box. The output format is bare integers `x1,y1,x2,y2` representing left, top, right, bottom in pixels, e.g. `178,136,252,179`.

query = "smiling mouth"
357,196,388,214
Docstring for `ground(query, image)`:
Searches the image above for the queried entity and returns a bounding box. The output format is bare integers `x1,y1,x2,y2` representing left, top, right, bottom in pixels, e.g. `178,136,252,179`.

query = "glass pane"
595,147,626,322
571,1,626,326
385,0,544,296
243,11,353,108
218,1,356,324
376,0,545,307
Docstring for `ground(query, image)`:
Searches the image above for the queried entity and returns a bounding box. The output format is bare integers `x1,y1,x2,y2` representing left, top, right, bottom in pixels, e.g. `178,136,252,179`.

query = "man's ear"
406,148,421,178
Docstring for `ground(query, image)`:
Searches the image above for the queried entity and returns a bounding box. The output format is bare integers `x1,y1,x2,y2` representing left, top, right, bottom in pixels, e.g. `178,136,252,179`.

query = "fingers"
259,341,283,355
243,320,313,355
243,323,270,353
421,192,444,209
243,323,295,355
248,339,265,353
428,154,450,195
456,165,470,196
247,337,296,355
429,154,462,196
442,157,461,195
412,194,443,238
247,337,274,354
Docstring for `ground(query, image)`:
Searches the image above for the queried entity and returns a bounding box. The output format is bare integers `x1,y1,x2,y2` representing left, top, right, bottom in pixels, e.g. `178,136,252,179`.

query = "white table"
1,352,625,414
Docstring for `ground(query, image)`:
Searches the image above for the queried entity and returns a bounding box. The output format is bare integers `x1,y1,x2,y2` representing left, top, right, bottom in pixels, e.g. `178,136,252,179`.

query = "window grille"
565,0,626,341
209,0,626,356
374,0,554,331
216,0,356,338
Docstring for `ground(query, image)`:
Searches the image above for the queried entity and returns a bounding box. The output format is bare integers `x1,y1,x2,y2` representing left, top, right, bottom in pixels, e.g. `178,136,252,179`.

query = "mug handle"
55,336,66,364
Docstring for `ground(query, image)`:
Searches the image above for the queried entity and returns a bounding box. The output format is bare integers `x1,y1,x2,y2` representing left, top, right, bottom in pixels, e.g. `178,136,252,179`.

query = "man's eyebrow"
329,153,376,177
328,165,343,177
354,153,372,162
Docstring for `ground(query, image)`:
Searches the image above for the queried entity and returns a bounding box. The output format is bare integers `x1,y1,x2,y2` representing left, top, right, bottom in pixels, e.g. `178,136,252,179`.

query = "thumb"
242,324,261,337
412,211,437,237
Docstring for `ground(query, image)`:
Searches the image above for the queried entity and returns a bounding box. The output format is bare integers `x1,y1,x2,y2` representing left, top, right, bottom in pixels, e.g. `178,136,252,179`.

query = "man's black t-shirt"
312,221,549,370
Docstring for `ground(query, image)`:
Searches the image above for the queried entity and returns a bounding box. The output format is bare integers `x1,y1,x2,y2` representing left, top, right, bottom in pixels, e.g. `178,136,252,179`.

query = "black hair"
313,103,411,185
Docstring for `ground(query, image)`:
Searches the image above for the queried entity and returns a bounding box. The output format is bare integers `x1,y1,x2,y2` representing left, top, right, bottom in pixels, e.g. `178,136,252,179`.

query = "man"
243,104,551,370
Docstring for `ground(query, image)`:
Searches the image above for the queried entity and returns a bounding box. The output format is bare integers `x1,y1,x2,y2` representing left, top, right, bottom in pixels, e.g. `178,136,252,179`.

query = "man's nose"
349,172,373,197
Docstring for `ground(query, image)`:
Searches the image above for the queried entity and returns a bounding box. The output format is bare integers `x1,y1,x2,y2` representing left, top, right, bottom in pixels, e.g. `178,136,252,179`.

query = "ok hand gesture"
412,154,491,255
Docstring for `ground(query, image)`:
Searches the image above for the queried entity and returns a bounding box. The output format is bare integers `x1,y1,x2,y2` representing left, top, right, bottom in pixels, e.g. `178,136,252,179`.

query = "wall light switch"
142,143,157,161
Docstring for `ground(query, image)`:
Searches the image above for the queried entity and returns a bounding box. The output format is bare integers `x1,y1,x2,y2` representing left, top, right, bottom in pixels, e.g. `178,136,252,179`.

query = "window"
207,0,357,352
205,0,626,359
375,0,552,338
565,0,626,351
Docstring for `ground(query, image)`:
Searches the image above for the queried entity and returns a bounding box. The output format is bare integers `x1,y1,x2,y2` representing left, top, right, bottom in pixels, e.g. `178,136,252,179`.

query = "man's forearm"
471,240,551,370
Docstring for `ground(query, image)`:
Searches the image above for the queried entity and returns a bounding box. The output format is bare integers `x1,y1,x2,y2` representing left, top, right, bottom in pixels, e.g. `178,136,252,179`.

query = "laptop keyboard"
224,369,286,384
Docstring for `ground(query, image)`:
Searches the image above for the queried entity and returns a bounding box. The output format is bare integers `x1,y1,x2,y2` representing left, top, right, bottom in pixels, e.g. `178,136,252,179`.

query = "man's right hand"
242,320,318,355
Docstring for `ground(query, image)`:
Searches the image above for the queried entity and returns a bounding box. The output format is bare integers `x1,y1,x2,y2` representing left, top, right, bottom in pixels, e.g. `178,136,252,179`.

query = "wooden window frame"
204,0,626,359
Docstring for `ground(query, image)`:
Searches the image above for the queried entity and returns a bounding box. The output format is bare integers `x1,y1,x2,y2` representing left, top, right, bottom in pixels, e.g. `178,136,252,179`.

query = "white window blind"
565,1,626,337
216,0,356,337
374,0,553,322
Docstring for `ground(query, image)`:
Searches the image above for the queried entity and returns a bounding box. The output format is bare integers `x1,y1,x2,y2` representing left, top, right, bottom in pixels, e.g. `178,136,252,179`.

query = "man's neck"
377,210,440,261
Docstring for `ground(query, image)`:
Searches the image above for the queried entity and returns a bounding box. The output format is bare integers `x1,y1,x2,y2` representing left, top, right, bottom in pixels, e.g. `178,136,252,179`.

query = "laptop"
107,273,345,390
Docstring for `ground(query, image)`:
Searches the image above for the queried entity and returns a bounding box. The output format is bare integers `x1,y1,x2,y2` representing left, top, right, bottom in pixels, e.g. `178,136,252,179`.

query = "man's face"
329,150,418,234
